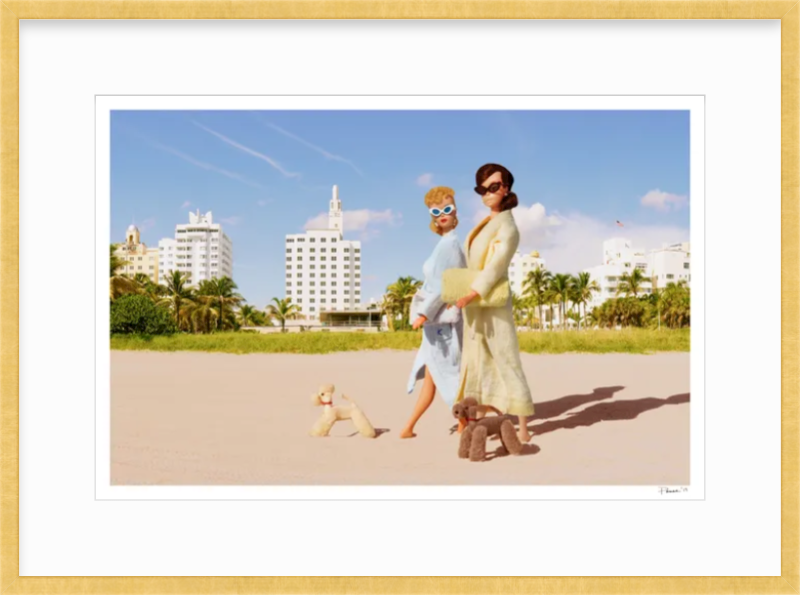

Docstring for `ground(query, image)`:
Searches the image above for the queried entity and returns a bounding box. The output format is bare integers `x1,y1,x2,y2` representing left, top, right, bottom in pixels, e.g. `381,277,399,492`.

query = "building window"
321,238,327,242
310,248,315,253
683,263,690,269
297,237,305,242
286,248,291,253
286,281,292,286
287,238,295,243
310,256,316,261
310,238,316,243
344,248,350,253
321,257,326,261
331,248,337,253
310,265,315,269
310,298,316,303
667,274,674,279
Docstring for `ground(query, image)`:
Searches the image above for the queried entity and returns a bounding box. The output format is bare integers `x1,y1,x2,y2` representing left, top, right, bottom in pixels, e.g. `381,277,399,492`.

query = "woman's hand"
412,315,428,330
456,290,480,310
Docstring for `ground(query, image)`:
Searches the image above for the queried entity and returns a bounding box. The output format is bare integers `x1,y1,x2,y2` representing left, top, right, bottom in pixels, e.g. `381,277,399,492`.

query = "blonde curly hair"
424,186,459,236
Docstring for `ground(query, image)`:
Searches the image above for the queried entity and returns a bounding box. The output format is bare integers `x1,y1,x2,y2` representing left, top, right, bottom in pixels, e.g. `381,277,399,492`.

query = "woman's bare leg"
517,415,531,443
400,367,436,438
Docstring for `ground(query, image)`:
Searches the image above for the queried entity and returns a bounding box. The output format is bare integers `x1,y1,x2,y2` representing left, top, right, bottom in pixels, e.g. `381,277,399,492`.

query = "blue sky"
110,110,690,308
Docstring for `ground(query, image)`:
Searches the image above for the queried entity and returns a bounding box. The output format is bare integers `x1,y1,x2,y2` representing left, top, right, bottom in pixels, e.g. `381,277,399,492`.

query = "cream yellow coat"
456,210,535,416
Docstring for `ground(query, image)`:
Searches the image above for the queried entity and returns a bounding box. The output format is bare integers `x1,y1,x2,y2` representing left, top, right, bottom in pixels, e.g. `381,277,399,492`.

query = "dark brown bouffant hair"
475,163,519,212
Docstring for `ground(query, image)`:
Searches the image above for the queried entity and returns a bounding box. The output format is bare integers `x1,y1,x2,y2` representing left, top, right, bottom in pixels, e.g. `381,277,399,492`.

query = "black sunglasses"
475,181,505,196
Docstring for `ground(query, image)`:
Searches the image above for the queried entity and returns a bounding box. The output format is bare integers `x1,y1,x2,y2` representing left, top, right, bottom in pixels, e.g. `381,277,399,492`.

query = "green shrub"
110,294,178,335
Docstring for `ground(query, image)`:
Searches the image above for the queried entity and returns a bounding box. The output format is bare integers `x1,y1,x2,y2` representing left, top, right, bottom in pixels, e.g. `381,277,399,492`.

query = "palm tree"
548,273,572,331
522,267,552,332
511,294,526,327
661,280,690,328
189,296,219,334
571,271,600,330
522,296,538,330
379,293,400,332
385,276,422,330
237,304,261,328
159,270,195,331
266,297,301,332
617,268,647,298
197,276,244,331
109,244,135,301
131,273,167,303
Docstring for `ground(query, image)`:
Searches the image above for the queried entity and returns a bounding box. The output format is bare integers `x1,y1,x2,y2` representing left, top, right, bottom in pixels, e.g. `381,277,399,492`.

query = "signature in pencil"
658,486,689,495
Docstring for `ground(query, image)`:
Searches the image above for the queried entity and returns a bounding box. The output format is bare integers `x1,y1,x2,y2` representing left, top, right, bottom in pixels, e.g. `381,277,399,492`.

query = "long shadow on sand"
485,442,541,461
451,386,626,435
529,393,690,436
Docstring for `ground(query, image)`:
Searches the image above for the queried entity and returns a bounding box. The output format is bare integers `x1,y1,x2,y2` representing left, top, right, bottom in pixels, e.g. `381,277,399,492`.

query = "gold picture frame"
1,2,797,593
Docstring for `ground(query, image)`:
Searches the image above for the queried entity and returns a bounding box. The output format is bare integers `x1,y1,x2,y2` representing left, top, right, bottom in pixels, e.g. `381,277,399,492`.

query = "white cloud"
181,201,192,209
192,120,300,179
466,200,688,274
416,173,434,186
139,217,156,232
220,216,242,226
261,121,364,177
303,209,401,241
640,189,689,212
257,199,270,207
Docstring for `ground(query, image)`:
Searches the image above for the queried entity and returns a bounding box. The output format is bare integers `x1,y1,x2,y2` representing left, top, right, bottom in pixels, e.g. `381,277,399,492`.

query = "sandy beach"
110,350,690,485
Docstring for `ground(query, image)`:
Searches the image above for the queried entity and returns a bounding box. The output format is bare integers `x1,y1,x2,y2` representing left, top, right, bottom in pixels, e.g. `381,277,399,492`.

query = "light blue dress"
406,231,467,408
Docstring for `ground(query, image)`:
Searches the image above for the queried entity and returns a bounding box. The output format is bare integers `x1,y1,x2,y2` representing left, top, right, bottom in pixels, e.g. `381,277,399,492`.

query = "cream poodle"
310,383,377,438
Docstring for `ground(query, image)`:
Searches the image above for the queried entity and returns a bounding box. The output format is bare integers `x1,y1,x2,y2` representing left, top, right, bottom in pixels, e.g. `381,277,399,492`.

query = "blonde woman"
401,187,467,439
454,164,535,443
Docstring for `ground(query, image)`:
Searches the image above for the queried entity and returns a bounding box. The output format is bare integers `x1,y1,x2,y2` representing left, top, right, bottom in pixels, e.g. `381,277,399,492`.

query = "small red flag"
616,220,624,227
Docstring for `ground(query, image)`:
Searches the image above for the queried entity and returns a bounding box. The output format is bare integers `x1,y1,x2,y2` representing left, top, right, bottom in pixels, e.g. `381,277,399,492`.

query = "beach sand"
110,350,690,485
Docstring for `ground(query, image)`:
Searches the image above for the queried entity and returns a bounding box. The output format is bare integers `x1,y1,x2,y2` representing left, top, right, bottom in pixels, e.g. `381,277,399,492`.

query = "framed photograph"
2,2,795,593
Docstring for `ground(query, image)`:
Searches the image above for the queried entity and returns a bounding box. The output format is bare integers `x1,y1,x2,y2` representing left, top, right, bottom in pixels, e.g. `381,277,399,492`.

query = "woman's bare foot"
399,428,417,439
518,427,532,443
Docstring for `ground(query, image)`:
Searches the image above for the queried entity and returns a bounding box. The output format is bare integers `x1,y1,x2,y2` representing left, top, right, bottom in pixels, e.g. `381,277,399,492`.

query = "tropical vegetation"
110,240,690,347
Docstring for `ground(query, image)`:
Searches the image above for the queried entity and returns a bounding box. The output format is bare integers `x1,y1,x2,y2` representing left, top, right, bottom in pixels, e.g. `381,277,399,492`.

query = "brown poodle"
452,397,523,462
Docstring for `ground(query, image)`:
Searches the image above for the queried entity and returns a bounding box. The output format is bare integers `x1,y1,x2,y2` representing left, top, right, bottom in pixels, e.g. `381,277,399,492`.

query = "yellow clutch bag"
442,268,510,308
